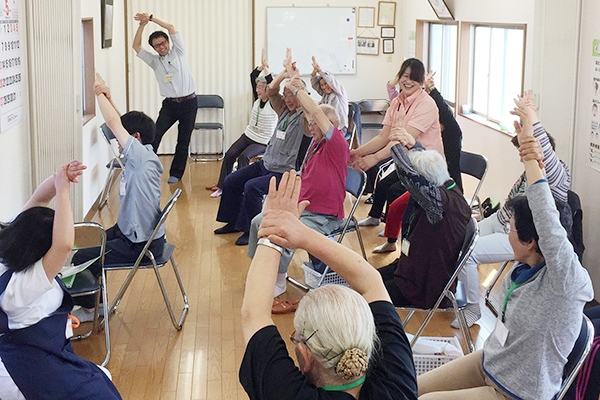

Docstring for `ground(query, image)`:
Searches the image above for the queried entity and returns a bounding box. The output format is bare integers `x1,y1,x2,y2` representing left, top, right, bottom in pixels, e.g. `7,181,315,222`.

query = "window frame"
82,18,95,125
422,20,459,106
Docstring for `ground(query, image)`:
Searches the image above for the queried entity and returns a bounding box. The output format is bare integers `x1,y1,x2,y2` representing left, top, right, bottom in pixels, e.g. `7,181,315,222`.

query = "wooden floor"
73,157,508,400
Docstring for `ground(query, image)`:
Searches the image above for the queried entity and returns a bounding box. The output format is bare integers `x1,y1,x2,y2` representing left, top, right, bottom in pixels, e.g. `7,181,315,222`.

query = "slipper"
205,184,219,191
272,298,299,314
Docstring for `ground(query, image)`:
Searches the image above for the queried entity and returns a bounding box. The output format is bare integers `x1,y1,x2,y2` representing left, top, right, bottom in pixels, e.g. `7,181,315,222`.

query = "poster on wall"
0,0,22,133
589,39,600,172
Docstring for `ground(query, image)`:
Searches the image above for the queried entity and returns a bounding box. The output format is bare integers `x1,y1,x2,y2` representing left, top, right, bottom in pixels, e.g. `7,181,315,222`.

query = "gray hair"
408,149,451,187
255,75,268,85
294,285,377,374
319,104,340,128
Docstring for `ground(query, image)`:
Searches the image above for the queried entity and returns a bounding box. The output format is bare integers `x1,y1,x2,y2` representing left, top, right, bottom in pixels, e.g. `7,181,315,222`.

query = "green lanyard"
254,107,261,126
501,282,524,322
302,140,323,167
321,375,366,391
282,112,302,131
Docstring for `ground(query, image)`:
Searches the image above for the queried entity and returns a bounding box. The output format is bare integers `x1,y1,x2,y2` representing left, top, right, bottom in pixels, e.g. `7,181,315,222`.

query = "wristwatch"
258,237,284,254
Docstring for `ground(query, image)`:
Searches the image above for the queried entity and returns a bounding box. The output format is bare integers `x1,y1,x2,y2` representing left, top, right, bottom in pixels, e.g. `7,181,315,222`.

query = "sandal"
205,184,219,191
272,298,299,314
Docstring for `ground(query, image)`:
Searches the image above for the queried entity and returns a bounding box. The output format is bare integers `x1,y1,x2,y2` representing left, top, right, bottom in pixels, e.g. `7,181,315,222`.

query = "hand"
66,160,87,183
349,149,360,165
391,106,406,130
518,136,545,169
285,67,302,93
353,154,378,172
388,73,399,87
512,90,539,122
259,209,310,249
261,170,310,218
134,13,150,25
510,106,534,144
260,48,269,71
94,73,110,99
283,48,293,69
425,70,436,92
389,127,415,148
311,56,321,74
54,164,71,193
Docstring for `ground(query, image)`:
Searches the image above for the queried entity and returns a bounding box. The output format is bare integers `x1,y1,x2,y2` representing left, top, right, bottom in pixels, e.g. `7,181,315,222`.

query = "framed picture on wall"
377,1,396,26
101,0,114,48
383,39,394,54
357,37,379,56
427,0,454,21
358,7,375,28
381,27,395,38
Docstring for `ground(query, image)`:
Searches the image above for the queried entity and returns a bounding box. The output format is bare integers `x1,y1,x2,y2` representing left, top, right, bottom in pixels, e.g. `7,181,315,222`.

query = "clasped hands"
511,90,544,169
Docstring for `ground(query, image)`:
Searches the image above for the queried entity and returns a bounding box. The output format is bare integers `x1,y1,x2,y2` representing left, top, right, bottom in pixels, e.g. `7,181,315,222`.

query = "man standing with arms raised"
133,12,197,184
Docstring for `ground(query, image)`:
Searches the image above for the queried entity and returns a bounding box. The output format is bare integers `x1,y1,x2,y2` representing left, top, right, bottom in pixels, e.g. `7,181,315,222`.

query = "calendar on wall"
0,0,22,133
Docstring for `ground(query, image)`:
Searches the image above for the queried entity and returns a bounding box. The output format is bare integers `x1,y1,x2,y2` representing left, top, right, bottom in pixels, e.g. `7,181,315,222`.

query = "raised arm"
136,12,177,35
285,64,330,134
41,165,75,281
94,73,131,149
132,16,148,53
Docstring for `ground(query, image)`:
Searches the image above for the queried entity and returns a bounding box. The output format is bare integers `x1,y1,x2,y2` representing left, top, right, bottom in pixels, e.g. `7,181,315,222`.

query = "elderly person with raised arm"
239,171,418,399
376,118,470,308
417,96,593,400
454,90,572,329
214,49,311,246
247,61,349,313
207,49,279,198
310,56,349,132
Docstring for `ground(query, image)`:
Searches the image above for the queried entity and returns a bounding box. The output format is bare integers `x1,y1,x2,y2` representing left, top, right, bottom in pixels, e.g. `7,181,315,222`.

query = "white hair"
294,285,377,371
319,104,340,128
408,149,451,187
255,75,267,85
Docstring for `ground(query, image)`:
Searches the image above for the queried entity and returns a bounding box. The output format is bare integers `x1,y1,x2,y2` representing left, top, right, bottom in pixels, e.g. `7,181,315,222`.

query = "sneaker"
235,232,250,246
373,241,397,253
214,223,239,234
167,176,180,184
378,229,385,237
210,188,222,198
451,303,481,329
71,306,103,323
358,216,380,227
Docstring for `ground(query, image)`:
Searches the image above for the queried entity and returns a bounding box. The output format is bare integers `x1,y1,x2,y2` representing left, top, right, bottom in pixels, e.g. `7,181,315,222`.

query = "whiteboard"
266,7,356,75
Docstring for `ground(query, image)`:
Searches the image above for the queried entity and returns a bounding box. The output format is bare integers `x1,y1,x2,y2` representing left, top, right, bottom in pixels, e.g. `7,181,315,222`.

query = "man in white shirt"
133,12,197,184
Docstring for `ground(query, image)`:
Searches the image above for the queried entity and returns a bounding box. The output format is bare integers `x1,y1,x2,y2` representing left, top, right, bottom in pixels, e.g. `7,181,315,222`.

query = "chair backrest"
567,190,585,260
73,222,107,268
336,167,367,242
347,102,362,140
132,188,182,267
196,94,224,109
556,315,595,400
100,123,115,142
358,99,390,113
460,151,488,208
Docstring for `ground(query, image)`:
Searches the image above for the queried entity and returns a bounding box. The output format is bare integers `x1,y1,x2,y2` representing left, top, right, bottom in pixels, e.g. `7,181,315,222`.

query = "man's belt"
166,93,196,103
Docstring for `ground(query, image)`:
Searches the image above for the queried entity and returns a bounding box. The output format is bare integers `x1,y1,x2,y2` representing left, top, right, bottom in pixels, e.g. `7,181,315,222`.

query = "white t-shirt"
0,259,64,400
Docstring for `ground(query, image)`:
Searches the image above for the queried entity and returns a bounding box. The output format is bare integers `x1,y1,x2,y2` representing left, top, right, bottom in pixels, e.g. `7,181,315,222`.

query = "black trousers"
152,96,198,179
369,172,406,219
217,134,266,189
71,224,165,308
378,261,413,307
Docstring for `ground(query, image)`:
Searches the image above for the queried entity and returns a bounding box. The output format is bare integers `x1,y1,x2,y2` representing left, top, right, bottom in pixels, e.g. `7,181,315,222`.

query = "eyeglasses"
503,222,518,235
289,329,318,346
152,39,168,49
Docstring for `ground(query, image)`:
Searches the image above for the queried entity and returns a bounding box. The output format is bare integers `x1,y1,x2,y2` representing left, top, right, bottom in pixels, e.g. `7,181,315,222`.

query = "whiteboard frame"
266,6,357,76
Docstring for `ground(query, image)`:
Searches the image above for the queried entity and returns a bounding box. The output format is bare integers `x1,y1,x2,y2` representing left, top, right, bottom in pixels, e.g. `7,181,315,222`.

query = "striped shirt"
496,122,571,225
243,99,278,145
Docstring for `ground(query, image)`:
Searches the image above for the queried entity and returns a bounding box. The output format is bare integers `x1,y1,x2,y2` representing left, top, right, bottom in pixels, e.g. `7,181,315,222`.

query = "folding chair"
105,188,189,330
68,222,111,366
287,168,368,291
398,217,479,354
98,123,124,209
347,101,362,149
189,94,225,162
555,315,595,400
358,99,390,133
484,260,514,317
460,151,488,219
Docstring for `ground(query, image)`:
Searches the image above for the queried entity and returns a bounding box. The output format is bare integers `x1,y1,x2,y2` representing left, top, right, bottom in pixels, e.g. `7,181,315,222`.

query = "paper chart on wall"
589,39,600,172
0,0,22,133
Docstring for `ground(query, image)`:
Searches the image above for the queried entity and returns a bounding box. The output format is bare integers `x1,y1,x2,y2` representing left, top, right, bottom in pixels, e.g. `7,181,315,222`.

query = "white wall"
573,0,600,299
254,0,404,102
79,0,128,214
0,0,31,221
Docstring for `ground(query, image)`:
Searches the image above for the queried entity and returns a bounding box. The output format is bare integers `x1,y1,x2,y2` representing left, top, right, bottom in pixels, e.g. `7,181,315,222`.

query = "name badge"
401,238,410,256
493,318,509,346
65,318,74,339
120,175,126,196
164,74,174,82
276,129,286,140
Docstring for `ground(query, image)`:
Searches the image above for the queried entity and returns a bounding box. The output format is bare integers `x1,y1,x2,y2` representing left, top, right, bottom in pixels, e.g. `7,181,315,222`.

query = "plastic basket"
301,262,349,288
412,336,464,376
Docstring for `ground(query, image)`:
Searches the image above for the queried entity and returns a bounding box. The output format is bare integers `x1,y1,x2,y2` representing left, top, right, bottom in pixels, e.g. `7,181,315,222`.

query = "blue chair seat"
69,269,101,296
105,243,175,270
105,158,122,169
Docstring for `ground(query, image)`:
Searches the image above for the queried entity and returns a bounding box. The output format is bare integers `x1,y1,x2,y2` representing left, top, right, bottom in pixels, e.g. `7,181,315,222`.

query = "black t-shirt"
239,301,418,400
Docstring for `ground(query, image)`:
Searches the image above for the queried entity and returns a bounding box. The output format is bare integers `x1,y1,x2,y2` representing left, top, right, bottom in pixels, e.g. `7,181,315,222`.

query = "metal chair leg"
287,275,310,291
152,256,189,330
484,261,512,317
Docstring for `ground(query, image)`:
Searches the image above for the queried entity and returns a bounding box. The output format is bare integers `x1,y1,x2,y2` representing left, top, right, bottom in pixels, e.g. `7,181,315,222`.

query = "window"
82,18,95,124
424,22,457,104
470,25,524,128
